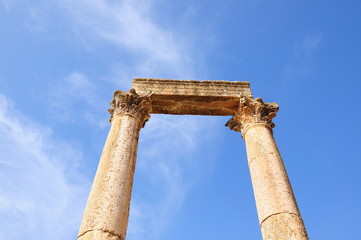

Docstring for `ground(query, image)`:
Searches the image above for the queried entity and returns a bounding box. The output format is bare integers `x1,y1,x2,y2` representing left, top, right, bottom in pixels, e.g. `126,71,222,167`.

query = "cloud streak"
56,0,200,79
283,33,323,83
49,71,109,128
0,94,90,240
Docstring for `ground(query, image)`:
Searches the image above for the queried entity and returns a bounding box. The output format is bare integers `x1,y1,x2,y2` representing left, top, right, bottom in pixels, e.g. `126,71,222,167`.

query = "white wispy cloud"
0,94,90,240
24,7,48,32
283,33,323,82
297,33,323,60
0,0,10,12
49,71,109,128
56,0,200,79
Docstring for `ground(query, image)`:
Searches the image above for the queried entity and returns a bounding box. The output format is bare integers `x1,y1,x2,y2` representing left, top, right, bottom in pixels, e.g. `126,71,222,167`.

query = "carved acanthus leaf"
108,88,152,127
226,97,279,132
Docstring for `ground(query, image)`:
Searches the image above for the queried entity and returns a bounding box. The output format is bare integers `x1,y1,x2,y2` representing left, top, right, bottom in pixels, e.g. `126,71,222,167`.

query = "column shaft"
78,89,151,240
244,124,308,240
78,114,141,240
226,97,308,240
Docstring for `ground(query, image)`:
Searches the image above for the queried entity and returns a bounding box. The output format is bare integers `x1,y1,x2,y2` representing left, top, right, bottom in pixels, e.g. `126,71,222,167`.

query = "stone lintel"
132,78,253,115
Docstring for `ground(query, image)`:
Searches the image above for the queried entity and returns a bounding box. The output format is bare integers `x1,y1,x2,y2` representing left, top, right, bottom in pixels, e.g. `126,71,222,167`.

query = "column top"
226,97,279,133
132,78,253,115
109,89,151,127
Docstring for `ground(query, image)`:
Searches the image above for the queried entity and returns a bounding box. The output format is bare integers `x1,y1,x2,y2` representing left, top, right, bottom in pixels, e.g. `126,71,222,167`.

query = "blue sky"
1,0,361,239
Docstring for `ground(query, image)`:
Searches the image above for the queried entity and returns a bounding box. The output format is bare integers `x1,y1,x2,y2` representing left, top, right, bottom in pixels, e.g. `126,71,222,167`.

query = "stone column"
226,97,308,240
78,89,151,240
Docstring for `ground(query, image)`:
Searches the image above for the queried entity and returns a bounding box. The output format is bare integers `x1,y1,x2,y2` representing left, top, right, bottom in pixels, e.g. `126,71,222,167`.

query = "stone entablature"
132,78,252,115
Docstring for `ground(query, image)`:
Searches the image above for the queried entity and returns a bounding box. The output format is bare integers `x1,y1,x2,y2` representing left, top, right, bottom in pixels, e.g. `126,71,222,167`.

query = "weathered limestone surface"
227,97,308,240
78,90,150,240
132,78,252,115
261,212,308,240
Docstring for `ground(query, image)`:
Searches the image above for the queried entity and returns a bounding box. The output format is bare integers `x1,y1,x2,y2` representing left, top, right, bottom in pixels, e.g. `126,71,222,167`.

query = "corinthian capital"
108,88,152,127
226,97,279,133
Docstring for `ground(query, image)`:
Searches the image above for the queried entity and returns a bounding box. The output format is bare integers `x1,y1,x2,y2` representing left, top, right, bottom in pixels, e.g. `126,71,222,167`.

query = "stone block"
132,78,252,115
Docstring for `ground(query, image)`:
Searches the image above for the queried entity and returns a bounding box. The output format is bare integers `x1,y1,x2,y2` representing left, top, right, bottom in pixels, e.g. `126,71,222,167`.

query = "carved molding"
226,97,279,133
108,88,152,127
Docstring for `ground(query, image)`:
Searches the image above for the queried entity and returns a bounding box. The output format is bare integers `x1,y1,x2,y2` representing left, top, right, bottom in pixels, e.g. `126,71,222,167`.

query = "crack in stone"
78,229,122,240
260,211,300,228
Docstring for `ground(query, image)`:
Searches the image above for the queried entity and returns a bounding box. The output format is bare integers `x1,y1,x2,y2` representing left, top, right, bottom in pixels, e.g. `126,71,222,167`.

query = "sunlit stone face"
132,78,252,115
